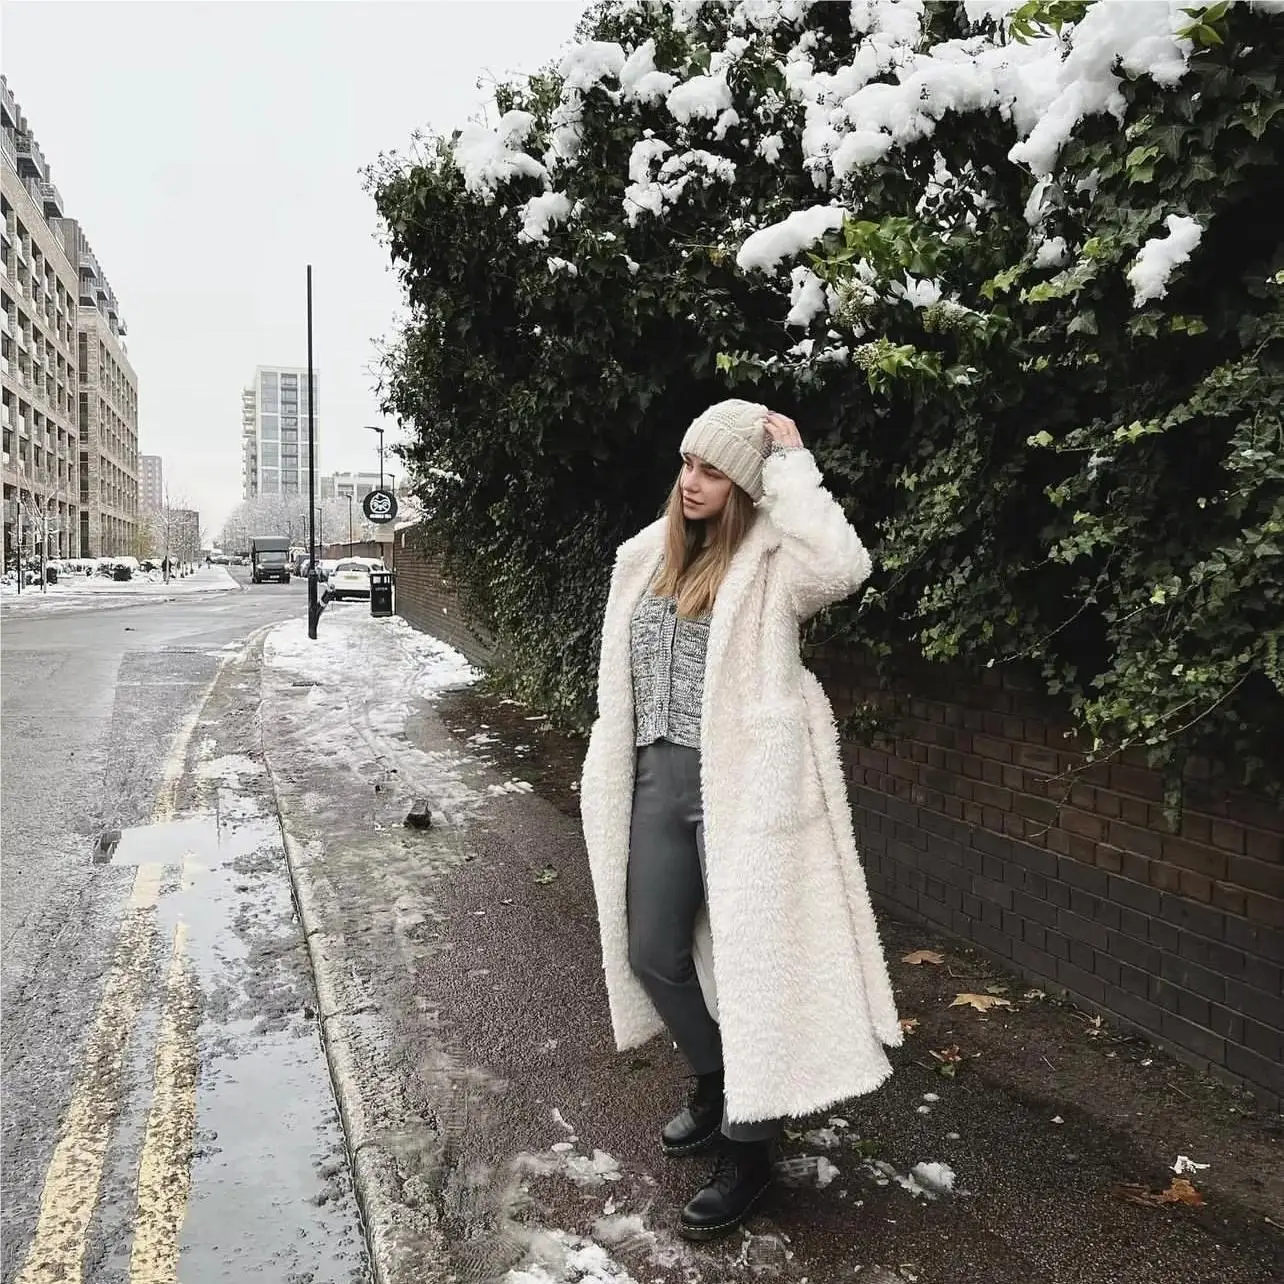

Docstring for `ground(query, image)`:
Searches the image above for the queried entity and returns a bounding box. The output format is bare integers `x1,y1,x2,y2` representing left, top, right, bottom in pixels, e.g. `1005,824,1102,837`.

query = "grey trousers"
627,739,780,1143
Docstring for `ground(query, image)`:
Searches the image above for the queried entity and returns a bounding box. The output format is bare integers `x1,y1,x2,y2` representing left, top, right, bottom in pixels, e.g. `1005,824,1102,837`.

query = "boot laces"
709,1150,742,1193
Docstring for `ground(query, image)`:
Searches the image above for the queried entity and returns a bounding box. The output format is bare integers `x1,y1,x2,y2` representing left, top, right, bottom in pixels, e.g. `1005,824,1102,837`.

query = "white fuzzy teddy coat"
580,448,902,1124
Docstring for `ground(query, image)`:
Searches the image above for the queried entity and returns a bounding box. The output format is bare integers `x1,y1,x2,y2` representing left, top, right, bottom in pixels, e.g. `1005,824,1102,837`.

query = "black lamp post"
367,425,385,491
346,493,354,551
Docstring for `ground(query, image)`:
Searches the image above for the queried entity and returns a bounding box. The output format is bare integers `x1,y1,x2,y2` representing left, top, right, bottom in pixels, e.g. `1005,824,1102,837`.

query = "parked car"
314,559,339,583
326,559,377,600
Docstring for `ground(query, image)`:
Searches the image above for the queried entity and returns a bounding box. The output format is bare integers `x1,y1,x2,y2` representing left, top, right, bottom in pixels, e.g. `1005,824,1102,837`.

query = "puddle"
95,814,221,867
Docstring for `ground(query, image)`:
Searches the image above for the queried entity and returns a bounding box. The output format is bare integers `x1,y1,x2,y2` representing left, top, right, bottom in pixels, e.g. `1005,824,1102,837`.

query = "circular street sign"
363,488,399,524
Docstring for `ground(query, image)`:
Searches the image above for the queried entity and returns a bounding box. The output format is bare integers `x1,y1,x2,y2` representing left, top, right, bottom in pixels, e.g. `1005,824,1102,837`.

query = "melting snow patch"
196,753,263,788
564,1150,623,1187
804,1126,843,1148
816,1157,841,1188
505,1229,640,1284
910,1162,956,1197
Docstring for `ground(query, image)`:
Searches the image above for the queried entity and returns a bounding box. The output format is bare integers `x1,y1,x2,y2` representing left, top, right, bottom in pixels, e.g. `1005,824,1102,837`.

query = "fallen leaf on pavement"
1024,988,1048,1000
1116,1178,1204,1208
1172,1155,1210,1176
902,950,945,966
950,993,1014,1013
930,1044,963,1078
534,867,559,885
900,1017,920,1035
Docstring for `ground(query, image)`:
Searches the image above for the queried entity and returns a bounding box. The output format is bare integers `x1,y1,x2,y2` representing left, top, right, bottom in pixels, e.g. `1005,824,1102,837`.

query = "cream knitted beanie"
679,399,771,501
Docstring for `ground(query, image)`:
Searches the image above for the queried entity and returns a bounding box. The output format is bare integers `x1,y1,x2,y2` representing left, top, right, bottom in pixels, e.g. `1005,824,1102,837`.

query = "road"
0,569,369,1284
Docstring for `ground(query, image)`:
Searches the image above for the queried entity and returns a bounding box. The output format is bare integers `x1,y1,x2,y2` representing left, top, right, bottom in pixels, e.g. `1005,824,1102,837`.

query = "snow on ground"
261,607,517,827
265,609,478,700
0,565,239,611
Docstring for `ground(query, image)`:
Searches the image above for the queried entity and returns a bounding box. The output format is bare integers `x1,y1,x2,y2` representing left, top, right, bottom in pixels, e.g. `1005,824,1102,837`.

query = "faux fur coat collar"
580,448,901,1124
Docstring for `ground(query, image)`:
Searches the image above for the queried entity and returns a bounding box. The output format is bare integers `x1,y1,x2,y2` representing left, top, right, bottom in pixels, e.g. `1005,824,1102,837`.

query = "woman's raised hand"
764,411,804,449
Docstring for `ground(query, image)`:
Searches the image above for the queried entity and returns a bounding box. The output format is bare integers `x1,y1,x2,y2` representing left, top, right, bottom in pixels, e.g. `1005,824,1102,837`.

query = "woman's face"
680,454,734,521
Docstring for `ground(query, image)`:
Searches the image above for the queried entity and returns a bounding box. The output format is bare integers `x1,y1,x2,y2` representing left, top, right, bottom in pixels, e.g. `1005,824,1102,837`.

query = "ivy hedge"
368,0,1284,798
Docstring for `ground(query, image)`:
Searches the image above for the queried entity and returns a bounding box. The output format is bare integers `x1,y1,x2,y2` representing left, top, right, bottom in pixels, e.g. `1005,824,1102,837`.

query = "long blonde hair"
651,473,757,617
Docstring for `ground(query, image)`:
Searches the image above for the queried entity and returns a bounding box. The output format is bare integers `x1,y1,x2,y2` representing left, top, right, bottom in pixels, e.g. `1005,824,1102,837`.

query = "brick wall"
389,526,495,668
807,649,1284,1108
387,523,1283,1107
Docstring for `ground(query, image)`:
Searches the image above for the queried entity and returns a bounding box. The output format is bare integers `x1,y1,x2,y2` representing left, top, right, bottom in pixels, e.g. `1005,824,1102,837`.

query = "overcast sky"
2,0,583,533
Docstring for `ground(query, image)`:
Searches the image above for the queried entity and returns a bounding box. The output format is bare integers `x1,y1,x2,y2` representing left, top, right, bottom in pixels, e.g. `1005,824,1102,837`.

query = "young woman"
580,399,902,1241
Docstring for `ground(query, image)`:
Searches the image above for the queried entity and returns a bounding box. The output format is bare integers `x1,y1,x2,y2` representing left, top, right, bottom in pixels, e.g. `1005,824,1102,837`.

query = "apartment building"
320,471,385,503
1,79,80,562
1,77,138,563
241,366,318,500
140,453,163,512
64,219,138,557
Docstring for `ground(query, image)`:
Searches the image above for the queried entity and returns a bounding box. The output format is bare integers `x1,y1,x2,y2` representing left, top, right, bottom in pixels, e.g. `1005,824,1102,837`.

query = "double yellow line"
16,654,233,1284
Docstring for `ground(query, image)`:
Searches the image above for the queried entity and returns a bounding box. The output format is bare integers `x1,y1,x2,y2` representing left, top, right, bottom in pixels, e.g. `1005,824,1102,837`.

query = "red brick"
1047,828,1072,857
1120,798,1151,827
1095,844,1125,874
1002,766,1025,791
1150,861,1182,893
1180,812,1213,845
982,807,1004,832
1245,828,1284,865
1022,720,1049,746
963,802,984,827
974,782,1013,811
961,755,984,781
1179,870,1214,903
1211,882,1247,917
1162,838,1228,882
1110,763,1164,802
1109,820,1162,860
1119,849,1152,885
1243,891,1284,928
1069,785,1095,811
1209,820,1246,854
1228,795,1284,832
943,796,965,821
1092,789,1124,820
1068,834,1097,865
1014,744,1058,774
974,735,1013,764
981,760,1006,787
1227,855,1284,899
1062,808,1108,842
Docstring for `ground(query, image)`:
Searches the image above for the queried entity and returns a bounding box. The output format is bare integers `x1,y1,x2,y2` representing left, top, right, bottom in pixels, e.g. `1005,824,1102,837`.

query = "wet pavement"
257,608,1283,1284
1,574,368,1284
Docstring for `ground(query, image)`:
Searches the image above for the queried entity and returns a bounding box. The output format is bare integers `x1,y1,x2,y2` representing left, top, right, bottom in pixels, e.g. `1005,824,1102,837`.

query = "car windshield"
336,561,368,573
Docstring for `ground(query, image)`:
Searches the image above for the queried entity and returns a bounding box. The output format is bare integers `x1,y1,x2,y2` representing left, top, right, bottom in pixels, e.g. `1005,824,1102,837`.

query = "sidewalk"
257,607,1283,1284
0,564,240,612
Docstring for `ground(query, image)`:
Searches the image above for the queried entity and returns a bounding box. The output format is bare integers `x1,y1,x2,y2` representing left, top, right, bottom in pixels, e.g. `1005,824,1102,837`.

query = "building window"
261,442,279,467
261,414,278,440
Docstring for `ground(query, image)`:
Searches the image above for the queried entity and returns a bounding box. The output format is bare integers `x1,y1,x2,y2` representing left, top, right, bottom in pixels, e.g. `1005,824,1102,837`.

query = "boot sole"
661,1128,721,1158
676,1181,771,1241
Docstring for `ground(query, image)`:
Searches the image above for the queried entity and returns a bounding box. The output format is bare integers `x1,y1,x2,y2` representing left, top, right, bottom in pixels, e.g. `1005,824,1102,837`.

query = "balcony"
0,128,15,172
16,134,48,182
40,183,64,220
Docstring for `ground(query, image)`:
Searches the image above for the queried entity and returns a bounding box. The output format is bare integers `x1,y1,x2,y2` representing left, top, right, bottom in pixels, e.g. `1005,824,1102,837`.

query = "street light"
346,493,354,551
366,425,385,491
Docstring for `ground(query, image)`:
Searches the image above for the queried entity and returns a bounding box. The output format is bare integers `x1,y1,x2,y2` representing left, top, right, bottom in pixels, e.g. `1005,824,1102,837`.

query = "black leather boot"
678,1137,774,1240
661,1070,724,1156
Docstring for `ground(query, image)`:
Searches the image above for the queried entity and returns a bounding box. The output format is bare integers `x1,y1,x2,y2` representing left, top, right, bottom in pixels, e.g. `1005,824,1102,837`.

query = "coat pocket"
744,698,825,832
